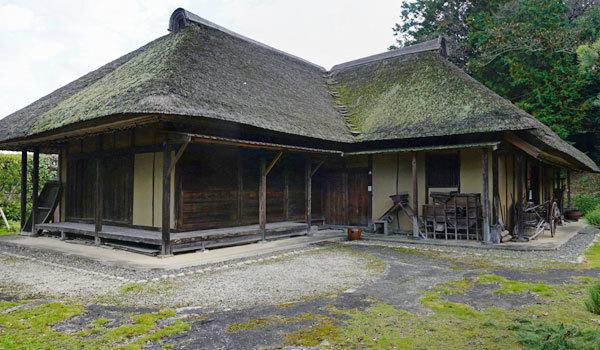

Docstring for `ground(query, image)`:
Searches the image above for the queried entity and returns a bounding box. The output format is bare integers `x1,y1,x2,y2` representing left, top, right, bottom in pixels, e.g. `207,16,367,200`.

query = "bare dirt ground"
1,231,600,349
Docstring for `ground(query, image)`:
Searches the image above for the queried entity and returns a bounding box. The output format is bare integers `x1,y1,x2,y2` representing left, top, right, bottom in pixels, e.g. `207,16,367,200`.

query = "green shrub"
0,153,57,221
585,283,600,315
585,208,600,227
573,194,600,216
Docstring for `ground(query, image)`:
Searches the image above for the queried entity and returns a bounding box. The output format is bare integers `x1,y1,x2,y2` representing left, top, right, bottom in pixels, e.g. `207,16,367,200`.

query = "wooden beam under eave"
166,141,189,177
504,132,540,158
265,151,283,177
311,160,324,177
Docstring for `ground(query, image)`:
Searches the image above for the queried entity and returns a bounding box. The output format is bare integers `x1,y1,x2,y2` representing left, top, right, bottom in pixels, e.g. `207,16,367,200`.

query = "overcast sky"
0,0,402,119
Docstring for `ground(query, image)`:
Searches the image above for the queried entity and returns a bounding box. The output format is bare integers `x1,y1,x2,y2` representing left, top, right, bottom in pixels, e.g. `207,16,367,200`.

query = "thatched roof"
331,44,599,172
0,9,353,144
0,8,596,172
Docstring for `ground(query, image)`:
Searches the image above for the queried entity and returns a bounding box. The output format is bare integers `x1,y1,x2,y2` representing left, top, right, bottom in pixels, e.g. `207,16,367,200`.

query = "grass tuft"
584,282,600,315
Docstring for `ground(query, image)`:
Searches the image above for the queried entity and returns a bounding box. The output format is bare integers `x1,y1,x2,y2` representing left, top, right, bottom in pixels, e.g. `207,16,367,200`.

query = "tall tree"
469,0,598,140
391,0,508,67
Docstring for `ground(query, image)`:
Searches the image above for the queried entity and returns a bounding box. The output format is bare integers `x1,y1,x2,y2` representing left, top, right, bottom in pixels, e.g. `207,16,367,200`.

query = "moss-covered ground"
2,241,600,349
223,274,599,349
222,241,600,349
0,300,195,349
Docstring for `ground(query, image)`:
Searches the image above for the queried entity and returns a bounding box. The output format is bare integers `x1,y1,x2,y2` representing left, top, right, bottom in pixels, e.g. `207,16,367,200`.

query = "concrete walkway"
361,221,590,251
0,230,345,270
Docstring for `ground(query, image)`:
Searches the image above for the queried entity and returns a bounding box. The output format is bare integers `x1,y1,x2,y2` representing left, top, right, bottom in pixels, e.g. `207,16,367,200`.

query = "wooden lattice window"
426,153,460,188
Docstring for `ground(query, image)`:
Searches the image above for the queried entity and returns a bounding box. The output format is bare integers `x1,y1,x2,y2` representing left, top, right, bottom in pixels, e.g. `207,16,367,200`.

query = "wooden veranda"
35,221,307,254
22,130,335,255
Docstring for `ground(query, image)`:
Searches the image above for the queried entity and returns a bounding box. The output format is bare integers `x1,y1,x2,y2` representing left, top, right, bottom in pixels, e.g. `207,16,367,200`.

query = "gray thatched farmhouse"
0,8,596,255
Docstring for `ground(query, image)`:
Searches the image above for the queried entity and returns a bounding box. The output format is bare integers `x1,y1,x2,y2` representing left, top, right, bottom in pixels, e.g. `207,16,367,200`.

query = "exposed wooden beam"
166,141,189,177
311,160,324,177
161,142,173,255
31,147,39,236
504,132,540,158
265,151,283,177
162,132,342,155
0,115,160,149
20,151,27,231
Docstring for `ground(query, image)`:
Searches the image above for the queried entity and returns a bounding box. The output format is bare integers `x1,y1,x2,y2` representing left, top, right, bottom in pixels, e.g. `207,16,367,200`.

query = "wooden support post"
368,155,373,229
306,159,312,235
20,151,27,231
237,155,243,223
412,152,419,238
492,150,499,225
31,147,39,236
94,136,103,245
259,156,266,241
283,169,289,220
515,153,524,238
567,169,571,208
482,148,491,243
161,142,172,255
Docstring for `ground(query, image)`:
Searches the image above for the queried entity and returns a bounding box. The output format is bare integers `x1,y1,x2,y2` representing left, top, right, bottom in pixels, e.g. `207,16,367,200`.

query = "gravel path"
349,231,598,269
0,248,381,308
0,254,124,299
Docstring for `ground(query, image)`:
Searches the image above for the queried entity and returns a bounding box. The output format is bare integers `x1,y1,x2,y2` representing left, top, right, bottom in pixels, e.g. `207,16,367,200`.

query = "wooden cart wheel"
550,201,559,238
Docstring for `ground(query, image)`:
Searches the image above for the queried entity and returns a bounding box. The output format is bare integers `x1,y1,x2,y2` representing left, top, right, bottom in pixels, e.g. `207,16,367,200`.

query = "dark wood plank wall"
347,170,370,226
324,168,370,227
177,145,318,231
325,170,348,226
66,155,133,224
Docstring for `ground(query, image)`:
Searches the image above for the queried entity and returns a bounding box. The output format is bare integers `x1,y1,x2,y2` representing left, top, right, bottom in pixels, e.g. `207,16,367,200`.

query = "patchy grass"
272,275,600,349
0,220,19,235
226,312,339,347
585,240,600,269
0,301,191,349
477,275,554,296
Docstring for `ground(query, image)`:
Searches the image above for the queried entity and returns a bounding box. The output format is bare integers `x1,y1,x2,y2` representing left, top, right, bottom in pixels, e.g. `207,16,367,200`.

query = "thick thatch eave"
0,18,353,145
330,49,598,172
